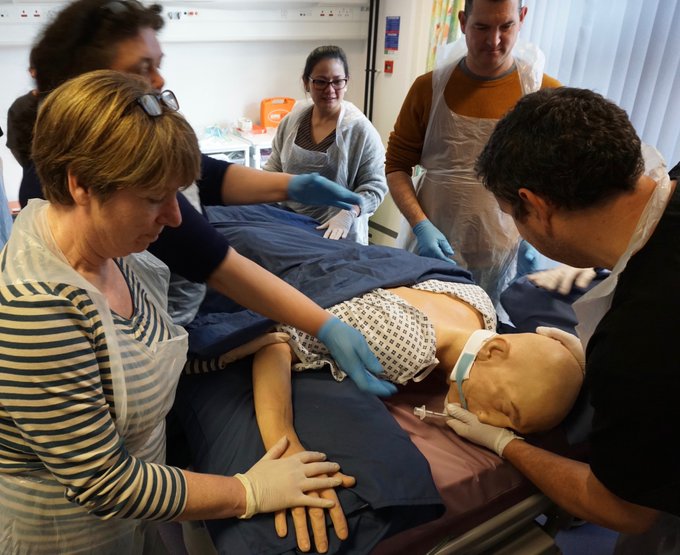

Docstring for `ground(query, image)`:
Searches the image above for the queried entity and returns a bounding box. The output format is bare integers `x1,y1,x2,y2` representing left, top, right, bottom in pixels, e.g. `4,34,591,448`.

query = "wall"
0,1,369,201
371,0,431,145
364,0,431,245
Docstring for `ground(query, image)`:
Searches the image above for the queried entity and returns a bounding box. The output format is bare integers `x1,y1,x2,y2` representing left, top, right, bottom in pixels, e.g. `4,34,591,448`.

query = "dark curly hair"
32,0,163,95
476,87,644,220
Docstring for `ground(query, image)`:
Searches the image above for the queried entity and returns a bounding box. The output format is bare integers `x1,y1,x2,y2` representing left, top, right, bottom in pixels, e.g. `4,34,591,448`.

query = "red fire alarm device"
384,60,394,74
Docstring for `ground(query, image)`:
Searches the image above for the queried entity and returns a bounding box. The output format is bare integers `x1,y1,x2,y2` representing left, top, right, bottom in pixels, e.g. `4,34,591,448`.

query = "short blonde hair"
33,69,201,205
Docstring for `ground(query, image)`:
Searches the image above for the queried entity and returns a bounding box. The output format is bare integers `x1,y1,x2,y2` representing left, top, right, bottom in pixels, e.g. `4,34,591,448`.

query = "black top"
669,160,680,181
7,91,39,168
20,154,232,283
585,183,680,516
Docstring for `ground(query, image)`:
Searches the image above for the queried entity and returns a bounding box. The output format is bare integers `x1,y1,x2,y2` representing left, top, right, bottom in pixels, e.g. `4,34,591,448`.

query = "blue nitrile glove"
288,173,364,212
317,317,397,398
412,219,455,263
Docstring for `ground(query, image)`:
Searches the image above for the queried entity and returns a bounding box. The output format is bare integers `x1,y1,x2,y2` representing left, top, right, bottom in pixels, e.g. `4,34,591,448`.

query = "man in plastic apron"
399,42,544,306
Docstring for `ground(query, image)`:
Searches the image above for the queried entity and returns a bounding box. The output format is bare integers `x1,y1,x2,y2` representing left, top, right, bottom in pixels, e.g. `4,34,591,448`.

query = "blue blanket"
172,205,470,553
188,204,474,358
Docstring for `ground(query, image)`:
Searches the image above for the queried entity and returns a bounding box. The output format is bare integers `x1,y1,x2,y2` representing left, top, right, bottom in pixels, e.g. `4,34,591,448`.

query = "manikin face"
109,27,165,89
447,332,583,434
305,57,347,116
459,0,527,77
70,173,182,258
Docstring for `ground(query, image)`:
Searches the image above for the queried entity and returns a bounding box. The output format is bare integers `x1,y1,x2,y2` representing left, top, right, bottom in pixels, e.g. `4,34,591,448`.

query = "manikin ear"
474,336,511,362
518,188,554,226
67,170,90,207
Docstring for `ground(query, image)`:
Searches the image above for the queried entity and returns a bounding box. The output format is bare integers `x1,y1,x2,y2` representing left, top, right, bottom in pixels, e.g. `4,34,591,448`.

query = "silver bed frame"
428,493,573,555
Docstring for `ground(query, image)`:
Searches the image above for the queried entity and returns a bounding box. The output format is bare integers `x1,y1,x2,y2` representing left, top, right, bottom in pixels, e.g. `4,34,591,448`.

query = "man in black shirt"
449,86,679,552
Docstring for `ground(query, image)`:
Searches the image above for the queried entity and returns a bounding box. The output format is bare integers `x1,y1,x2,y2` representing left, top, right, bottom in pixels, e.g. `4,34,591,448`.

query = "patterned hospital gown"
277,279,496,384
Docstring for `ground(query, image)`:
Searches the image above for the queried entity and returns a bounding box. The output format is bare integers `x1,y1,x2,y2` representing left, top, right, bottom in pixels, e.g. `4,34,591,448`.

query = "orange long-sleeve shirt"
385,64,561,175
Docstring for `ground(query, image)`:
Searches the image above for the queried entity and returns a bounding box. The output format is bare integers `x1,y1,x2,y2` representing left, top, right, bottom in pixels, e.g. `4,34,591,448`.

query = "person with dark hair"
385,0,559,306
19,0,393,397
264,45,387,244
6,48,39,170
448,86,680,553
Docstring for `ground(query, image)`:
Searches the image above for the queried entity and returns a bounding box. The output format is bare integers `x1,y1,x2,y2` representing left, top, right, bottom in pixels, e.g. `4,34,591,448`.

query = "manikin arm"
253,343,355,553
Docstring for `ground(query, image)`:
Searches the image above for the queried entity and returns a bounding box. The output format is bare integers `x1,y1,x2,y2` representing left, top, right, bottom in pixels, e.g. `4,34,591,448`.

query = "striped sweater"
0,248,187,552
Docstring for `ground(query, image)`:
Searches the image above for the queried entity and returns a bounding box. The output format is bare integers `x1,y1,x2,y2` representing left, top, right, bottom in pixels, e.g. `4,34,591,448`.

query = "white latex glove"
527,265,597,295
445,404,520,457
218,332,290,367
316,208,357,240
536,326,586,373
234,437,343,519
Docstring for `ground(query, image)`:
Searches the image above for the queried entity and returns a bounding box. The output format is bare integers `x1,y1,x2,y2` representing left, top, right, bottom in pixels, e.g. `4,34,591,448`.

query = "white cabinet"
233,128,278,170
199,132,251,167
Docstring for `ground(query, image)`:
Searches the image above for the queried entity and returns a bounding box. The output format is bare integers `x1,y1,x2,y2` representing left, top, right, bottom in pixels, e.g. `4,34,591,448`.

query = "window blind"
522,0,680,167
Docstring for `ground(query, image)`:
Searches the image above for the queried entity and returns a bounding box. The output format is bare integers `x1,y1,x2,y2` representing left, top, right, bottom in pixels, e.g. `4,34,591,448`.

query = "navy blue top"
19,154,232,283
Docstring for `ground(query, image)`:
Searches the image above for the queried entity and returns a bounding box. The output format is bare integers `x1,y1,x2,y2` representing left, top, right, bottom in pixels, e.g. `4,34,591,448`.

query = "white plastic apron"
574,146,670,349
397,37,545,305
279,101,369,244
0,200,188,554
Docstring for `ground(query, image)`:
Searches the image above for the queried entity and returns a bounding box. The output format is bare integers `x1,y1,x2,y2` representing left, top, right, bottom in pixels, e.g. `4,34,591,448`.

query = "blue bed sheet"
173,364,444,554
172,205,459,554
188,204,474,359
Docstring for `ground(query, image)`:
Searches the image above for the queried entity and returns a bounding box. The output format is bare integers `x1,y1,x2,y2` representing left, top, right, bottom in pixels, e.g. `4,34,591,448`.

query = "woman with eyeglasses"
20,0,390,392
265,45,387,245
0,70,351,555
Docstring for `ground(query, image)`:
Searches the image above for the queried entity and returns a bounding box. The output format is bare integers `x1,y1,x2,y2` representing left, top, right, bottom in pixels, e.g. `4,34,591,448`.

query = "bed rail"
427,493,571,555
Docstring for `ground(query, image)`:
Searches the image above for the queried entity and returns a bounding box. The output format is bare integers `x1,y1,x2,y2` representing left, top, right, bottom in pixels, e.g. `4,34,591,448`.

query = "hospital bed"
170,204,585,554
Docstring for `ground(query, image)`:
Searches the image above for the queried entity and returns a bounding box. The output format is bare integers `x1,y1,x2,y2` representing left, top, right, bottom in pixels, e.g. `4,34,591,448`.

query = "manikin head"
458,0,527,78
447,331,583,434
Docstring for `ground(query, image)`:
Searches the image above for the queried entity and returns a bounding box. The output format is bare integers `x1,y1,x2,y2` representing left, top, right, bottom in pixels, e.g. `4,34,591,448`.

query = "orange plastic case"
260,97,296,128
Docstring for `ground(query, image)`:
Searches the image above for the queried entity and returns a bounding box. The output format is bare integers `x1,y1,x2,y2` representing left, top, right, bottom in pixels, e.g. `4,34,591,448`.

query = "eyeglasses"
136,90,179,117
308,78,348,91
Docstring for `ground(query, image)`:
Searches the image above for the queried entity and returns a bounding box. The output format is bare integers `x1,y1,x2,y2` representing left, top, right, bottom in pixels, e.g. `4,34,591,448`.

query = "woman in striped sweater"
0,70,347,555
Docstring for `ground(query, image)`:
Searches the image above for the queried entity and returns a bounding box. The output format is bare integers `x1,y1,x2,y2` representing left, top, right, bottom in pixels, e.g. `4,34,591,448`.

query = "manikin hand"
316,209,357,240
317,317,397,397
445,404,520,457
218,332,290,367
273,438,356,553
412,219,456,263
288,173,364,212
234,437,344,519
528,265,597,295
536,326,586,373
